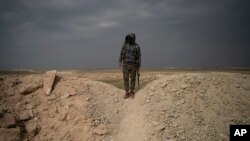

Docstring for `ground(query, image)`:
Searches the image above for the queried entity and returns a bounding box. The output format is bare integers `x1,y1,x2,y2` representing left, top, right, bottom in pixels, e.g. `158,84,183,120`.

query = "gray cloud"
0,0,250,69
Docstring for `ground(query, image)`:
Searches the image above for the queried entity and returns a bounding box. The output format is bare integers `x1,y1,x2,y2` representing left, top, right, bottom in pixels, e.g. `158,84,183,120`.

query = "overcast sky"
0,0,250,70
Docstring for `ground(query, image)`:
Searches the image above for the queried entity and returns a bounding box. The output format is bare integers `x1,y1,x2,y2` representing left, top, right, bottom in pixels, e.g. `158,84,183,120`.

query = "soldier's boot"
124,91,130,99
130,91,135,99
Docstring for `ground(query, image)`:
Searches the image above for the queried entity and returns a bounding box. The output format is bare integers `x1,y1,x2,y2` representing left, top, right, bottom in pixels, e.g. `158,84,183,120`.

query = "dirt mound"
0,75,123,141
141,72,250,141
1,71,250,141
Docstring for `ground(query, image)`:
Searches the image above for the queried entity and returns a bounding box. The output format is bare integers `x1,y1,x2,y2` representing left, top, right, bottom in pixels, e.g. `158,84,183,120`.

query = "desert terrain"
0,69,250,141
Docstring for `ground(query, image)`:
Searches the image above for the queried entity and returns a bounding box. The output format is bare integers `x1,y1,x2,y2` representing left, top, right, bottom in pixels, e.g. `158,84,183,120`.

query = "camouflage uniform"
119,33,141,93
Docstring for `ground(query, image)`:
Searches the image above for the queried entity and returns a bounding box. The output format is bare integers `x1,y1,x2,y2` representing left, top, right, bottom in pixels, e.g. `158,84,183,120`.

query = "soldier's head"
125,33,136,45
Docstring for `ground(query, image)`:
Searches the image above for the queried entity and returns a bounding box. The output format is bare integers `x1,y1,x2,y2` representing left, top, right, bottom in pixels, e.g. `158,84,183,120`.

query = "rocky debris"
93,124,108,135
0,76,5,81
149,120,159,126
26,121,41,138
115,98,119,102
60,88,77,99
58,111,68,121
60,93,70,99
43,70,57,95
48,106,58,118
115,109,119,114
0,108,5,117
1,73,123,141
176,99,185,106
165,139,175,141
146,99,150,103
180,84,189,89
0,113,16,128
12,79,22,87
0,127,21,141
86,97,91,101
47,94,57,101
1,71,250,141
19,83,42,95
155,124,166,131
143,72,250,141
18,110,32,121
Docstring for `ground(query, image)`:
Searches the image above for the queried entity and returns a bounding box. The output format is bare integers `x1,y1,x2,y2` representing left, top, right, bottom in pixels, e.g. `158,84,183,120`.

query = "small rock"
34,117,39,121
93,124,108,135
43,70,57,95
181,84,188,89
26,104,34,110
180,99,185,104
68,88,77,96
50,124,55,129
165,139,175,141
150,86,155,92
49,107,58,118
26,121,41,138
115,109,119,114
0,77,4,81
150,120,159,126
0,113,16,128
156,124,166,131
173,114,179,118
18,111,31,121
173,122,178,127
59,112,68,121
47,95,57,101
19,83,41,95
146,99,150,103
86,97,90,101
219,133,228,140
61,93,70,99
29,109,34,118
176,99,185,106
115,98,119,102
235,84,240,88
0,108,5,118
180,136,185,140
161,82,167,87
200,89,206,93
160,111,165,115
12,79,22,87
171,88,177,92
0,127,21,141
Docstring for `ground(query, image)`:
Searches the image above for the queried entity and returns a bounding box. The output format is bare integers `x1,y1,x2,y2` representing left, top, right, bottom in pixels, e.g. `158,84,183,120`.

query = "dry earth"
0,70,250,141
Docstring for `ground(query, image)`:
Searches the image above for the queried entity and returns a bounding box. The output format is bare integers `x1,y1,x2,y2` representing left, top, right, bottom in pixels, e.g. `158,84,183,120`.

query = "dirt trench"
114,91,149,141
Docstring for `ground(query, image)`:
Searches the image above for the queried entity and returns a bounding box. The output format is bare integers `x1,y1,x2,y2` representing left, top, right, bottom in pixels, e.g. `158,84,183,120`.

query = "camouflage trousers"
122,64,137,92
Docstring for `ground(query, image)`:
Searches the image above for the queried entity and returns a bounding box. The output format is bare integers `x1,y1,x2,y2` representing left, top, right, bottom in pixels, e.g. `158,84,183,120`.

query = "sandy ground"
0,70,250,141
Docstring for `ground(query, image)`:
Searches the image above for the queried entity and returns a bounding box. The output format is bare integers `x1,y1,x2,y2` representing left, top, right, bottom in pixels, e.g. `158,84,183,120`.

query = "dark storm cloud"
0,0,250,69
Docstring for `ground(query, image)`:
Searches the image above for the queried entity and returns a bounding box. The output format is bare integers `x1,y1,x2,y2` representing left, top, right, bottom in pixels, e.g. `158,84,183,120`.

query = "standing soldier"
119,33,141,99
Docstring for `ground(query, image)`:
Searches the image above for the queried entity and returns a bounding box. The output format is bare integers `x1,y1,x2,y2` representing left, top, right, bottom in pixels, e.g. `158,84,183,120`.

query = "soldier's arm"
137,45,141,67
119,44,125,64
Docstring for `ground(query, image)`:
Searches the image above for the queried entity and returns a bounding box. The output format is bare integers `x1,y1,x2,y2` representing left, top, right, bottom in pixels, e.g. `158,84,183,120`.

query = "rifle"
137,66,140,89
